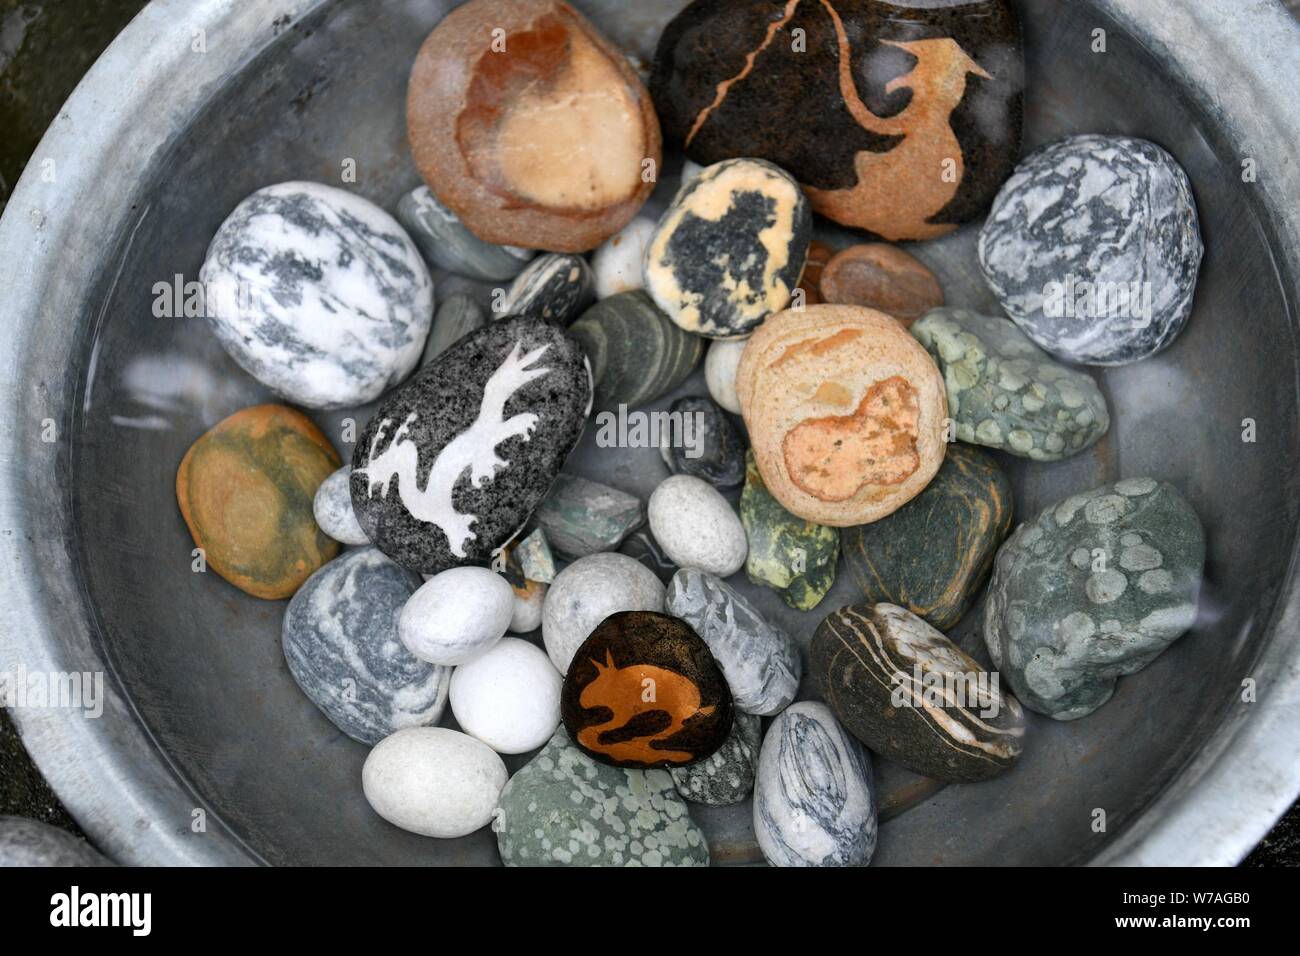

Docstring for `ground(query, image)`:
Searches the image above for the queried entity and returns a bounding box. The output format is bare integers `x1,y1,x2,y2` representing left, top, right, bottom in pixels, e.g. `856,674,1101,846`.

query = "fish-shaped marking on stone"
577,650,713,764
356,341,552,557
687,0,993,240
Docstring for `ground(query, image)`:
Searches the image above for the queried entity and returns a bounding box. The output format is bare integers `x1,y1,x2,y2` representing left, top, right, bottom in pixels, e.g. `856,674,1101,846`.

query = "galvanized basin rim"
0,0,1297,866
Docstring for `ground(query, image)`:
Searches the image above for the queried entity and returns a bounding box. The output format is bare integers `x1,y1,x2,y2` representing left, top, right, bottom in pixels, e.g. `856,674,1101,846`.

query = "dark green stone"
843,444,1013,630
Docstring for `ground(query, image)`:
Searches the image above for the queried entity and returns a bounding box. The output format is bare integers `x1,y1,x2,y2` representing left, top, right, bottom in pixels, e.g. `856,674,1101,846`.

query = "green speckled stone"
984,478,1206,720
670,711,760,806
492,726,710,867
843,444,1013,630
911,308,1110,461
740,451,839,610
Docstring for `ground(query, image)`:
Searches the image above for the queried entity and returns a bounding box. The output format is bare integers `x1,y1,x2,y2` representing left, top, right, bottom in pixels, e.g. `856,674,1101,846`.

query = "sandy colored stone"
407,0,661,253
737,305,948,527
176,404,341,600
819,243,943,326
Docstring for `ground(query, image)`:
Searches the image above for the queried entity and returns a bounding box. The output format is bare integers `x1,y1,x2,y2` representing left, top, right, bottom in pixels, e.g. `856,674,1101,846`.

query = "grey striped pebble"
754,701,877,867
569,290,704,412
499,253,593,326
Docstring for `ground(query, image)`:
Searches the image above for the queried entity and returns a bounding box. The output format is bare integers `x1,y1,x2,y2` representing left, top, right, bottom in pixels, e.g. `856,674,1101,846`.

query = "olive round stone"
813,603,1027,783
561,610,734,769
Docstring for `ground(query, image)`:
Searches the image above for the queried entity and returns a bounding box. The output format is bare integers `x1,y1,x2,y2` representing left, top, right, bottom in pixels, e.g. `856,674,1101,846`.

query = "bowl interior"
69,0,1297,864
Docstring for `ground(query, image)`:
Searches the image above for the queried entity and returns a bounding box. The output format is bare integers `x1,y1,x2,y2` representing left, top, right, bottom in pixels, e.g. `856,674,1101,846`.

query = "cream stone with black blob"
645,158,812,339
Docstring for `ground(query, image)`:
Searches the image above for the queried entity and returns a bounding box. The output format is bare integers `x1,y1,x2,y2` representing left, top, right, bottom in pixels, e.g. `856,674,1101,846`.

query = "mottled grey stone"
659,396,745,490
533,473,645,559
912,308,1110,461
979,135,1203,366
283,548,450,744
499,253,593,326
666,568,801,716
397,185,535,282
421,293,487,366
671,711,761,806
0,817,111,867
492,726,710,866
984,478,1206,720
754,702,876,868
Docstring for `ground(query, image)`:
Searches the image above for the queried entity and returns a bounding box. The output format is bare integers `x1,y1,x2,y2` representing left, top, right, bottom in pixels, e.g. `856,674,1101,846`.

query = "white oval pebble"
450,638,561,753
591,215,657,299
362,727,507,838
648,475,748,577
399,567,513,665
313,465,369,546
542,553,666,673
705,339,746,414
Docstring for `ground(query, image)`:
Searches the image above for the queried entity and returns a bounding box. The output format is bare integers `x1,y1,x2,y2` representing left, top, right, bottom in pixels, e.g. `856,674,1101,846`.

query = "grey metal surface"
0,0,1297,866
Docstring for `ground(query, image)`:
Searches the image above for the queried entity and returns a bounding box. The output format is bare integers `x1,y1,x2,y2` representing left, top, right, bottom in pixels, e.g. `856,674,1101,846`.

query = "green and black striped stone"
843,443,1012,630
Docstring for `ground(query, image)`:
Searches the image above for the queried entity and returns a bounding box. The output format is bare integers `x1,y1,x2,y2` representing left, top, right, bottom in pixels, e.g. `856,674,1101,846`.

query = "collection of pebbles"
174,0,1208,866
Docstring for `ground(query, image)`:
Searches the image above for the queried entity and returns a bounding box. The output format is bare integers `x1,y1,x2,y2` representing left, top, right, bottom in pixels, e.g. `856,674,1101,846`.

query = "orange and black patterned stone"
561,611,733,769
176,404,341,600
651,0,1023,241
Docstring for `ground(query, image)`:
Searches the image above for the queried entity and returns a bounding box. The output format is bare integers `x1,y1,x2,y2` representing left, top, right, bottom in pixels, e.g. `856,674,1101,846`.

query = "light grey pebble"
396,185,535,281
754,701,877,868
666,568,801,716
648,475,747,577
541,553,666,673
313,465,368,546
671,711,761,806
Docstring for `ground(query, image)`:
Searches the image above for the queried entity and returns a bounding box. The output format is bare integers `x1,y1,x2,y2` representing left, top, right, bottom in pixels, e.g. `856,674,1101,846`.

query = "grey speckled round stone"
666,568,800,716
754,701,876,868
984,478,1206,720
492,726,710,866
0,817,111,867
199,181,433,409
397,185,535,282
499,253,594,326
314,465,368,546
283,548,450,744
659,396,746,490
670,711,760,806
912,308,1110,461
979,135,1203,366
351,317,592,574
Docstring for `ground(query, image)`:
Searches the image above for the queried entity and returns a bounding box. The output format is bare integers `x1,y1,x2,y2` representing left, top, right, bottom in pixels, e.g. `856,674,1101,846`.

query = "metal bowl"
2,0,1299,866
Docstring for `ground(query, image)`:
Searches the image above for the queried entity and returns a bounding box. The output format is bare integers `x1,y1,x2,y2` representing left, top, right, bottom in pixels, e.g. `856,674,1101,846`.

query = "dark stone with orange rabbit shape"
651,0,1023,242
561,611,734,769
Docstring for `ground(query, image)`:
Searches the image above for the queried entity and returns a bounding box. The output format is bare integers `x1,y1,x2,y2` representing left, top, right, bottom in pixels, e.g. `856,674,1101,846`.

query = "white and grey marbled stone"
541,553,666,673
499,253,594,326
984,478,1206,720
670,711,761,806
0,817,111,867
200,181,433,409
666,569,800,716
754,701,877,868
493,726,710,866
397,185,535,281
313,465,368,546
979,135,1204,366
421,293,487,366
283,548,449,745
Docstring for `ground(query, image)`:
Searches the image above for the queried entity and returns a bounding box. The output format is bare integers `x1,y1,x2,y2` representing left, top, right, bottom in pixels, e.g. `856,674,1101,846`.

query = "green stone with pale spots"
492,726,710,867
984,478,1206,720
911,308,1110,461
670,711,761,806
740,452,839,611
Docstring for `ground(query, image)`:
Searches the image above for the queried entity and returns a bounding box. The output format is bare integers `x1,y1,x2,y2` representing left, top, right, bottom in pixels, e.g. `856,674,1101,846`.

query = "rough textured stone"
979,134,1204,366
671,711,760,806
912,308,1110,461
984,478,1206,720
843,443,1012,630
753,701,876,868
813,603,1027,782
648,475,748,578
740,451,839,611
283,548,449,745
561,611,733,769
659,396,746,490
421,293,488,366
499,253,594,326
533,473,645,558
651,0,1023,240
493,726,710,866
666,568,801,717
397,185,535,282
177,404,340,600
513,527,556,583
350,317,590,574
645,158,812,339
819,243,944,326
199,181,432,409
570,290,703,411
